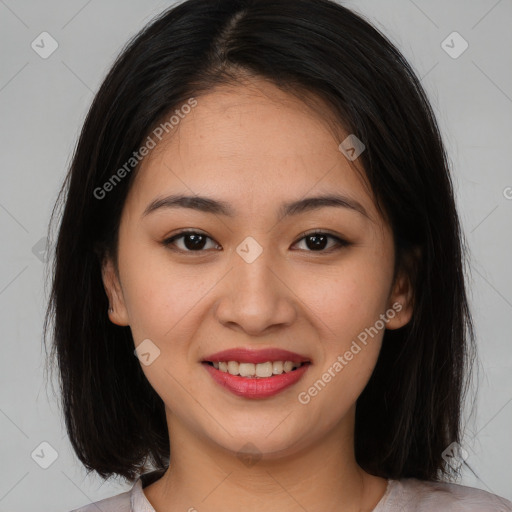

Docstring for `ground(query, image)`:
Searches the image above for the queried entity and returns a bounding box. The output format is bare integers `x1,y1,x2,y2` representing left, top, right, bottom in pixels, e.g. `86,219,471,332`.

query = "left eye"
162,230,349,253
293,230,349,252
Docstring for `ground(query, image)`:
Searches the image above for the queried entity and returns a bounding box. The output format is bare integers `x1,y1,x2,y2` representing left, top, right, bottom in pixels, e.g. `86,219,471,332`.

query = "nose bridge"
234,233,282,299
214,234,296,333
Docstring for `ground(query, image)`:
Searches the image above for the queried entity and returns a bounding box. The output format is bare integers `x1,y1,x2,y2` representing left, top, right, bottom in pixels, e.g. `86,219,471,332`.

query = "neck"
143,405,388,512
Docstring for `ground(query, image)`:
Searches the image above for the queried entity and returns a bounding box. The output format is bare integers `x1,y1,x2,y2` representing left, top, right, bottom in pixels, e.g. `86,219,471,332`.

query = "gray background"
0,0,511,510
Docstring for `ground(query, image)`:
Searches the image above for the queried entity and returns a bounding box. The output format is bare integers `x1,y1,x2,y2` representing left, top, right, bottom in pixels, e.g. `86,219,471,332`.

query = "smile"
202,361,311,399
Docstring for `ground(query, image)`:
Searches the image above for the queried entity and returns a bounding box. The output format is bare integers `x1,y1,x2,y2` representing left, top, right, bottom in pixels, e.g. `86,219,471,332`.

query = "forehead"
125,78,379,224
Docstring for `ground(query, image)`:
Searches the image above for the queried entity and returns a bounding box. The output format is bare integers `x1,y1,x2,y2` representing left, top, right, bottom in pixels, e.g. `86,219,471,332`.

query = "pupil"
185,234,206,250
306,234,327,250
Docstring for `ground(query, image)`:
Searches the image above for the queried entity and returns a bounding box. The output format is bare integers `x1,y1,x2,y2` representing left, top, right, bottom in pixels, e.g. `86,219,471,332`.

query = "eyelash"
162,229,351,254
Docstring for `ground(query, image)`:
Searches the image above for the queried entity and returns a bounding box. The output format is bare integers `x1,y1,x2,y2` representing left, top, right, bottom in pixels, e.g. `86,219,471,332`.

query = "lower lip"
202,362,311,399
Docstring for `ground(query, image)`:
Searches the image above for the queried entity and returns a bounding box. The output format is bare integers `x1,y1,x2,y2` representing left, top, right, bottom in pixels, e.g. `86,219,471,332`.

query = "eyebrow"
142,193,370,221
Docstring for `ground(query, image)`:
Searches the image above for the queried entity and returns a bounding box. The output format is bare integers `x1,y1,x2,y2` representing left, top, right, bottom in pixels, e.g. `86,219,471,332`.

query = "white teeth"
227,361,239,374
238,362,254,377
211,360,304,377
283,361,294,373
272,361,283,374
256,361,273,378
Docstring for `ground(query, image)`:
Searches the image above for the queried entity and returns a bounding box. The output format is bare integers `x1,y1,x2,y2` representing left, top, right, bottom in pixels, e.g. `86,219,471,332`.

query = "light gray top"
70,469,512,512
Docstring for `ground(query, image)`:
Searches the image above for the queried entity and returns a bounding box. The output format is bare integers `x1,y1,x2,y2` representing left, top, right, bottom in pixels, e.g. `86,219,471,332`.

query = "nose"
214,246,297,336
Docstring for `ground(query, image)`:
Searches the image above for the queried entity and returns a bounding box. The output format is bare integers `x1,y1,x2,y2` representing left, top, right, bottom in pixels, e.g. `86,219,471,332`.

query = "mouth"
201,360,312,399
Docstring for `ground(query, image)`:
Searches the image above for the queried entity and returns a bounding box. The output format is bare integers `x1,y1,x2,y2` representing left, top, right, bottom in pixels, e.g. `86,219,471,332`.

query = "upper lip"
202,348,311,364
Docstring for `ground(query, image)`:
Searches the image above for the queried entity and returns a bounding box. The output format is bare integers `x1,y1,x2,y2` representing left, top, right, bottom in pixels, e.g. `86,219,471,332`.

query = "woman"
44,0,512,510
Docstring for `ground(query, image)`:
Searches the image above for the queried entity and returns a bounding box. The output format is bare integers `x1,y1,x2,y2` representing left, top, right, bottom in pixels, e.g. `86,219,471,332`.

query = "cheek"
119,245,210,400
293,251,392,404
297,269,387,424
116,240,196,339
297,258,392,341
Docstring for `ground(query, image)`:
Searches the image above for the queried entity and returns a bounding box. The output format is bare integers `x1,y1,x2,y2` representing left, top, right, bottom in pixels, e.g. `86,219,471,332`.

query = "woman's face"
102,77,413,459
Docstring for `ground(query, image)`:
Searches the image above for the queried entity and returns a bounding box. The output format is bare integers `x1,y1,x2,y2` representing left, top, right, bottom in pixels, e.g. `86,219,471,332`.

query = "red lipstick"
201,347,311,399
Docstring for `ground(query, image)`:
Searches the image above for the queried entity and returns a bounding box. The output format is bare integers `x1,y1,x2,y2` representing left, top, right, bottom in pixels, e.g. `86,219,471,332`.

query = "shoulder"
384,477,512,511
67,468,164,512
67,487,132,512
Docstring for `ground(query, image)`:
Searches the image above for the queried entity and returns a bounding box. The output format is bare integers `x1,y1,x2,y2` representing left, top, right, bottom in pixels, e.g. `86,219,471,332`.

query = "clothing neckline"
372,477,397,511
131,468,166,511
131,469,396,512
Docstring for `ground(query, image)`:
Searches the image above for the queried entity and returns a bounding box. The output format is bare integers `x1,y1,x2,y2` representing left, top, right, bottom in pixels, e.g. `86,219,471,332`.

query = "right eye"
162,230,221,252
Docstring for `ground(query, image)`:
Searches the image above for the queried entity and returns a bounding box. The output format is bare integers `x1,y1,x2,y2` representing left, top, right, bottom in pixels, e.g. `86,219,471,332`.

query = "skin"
102,76,414,512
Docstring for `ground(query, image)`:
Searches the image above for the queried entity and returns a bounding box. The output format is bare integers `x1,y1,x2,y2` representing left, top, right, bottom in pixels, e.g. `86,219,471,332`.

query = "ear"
101,256,130,326
385,246,420,330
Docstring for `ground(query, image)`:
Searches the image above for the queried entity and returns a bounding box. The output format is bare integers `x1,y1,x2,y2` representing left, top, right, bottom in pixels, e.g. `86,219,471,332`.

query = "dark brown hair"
44,0,476,483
